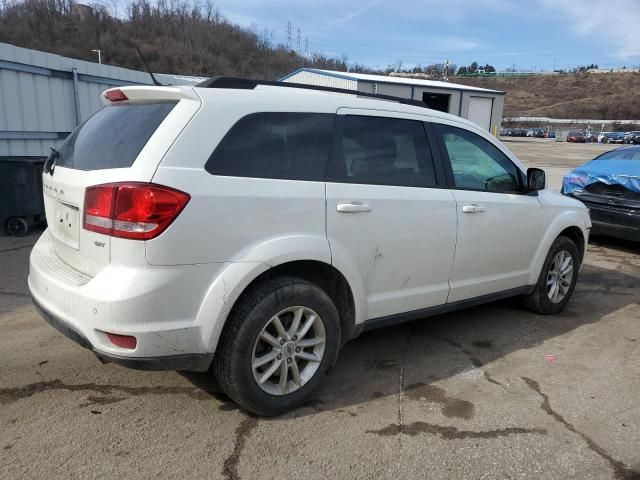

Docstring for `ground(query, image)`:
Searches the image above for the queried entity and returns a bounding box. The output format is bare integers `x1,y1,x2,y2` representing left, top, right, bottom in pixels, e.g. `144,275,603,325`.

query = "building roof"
280,68,504,94
0,42,208,87
155,73,209,86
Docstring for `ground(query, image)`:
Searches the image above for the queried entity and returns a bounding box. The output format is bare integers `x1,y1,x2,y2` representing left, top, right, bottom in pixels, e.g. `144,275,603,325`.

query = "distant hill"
450,74,640,120
0,0,348,80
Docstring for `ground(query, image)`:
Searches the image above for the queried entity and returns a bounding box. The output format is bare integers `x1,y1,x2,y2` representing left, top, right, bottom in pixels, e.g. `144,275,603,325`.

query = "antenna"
136,46,163,86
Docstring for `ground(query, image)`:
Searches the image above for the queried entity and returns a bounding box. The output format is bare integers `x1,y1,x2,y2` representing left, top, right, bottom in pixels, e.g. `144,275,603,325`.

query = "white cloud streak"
328,0,385,26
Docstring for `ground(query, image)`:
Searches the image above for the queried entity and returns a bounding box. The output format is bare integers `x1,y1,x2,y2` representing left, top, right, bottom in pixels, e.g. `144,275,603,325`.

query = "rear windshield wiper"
44,147,59,176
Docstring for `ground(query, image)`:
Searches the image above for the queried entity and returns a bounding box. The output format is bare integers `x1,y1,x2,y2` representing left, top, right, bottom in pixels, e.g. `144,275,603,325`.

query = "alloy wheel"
546,250,574,303
251,306,326,396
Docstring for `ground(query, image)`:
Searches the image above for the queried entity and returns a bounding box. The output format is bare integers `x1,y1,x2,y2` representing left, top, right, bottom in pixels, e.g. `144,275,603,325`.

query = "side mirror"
527,168,546,191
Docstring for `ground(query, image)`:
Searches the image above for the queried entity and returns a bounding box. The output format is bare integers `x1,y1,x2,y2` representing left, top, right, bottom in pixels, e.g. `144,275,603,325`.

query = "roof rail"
196,76,430,109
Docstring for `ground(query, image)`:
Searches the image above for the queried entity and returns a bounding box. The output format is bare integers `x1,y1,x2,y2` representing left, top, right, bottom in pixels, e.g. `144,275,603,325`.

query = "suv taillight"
83,183,190,240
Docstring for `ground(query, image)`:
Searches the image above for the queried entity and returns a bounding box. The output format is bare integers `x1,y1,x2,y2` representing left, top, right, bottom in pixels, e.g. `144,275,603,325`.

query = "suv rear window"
53,102,177,170
205,112,334,181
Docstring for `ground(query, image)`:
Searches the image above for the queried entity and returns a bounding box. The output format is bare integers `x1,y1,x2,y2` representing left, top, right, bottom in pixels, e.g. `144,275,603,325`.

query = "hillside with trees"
0,0,349,78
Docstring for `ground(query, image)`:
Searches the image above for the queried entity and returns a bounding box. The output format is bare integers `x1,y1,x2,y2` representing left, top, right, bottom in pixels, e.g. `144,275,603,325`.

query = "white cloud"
538,0,640,59
328,0,385,26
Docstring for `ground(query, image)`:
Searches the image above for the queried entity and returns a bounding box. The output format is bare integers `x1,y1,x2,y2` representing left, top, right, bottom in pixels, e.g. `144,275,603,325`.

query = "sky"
211,0,640,72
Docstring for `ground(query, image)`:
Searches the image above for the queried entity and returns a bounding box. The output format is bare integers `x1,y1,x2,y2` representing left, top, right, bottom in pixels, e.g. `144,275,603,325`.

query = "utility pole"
444,59,450,81
286,21,292,51
91,49,101,64
304,37,309,58
296,28,301,54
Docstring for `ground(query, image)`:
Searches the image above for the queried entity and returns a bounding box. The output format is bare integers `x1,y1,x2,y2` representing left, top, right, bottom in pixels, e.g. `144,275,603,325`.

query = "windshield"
592,148,640,162
54,101,177,171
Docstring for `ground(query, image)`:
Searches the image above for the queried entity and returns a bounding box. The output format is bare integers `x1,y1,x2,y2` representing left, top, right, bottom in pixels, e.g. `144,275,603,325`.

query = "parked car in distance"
623,131,640,144
562,145,640,242
509,128,528,137
585,131,599,143
29,79,591,415
567,131,586,143
600,132,626,144
527,128,546,138
544,130,556,139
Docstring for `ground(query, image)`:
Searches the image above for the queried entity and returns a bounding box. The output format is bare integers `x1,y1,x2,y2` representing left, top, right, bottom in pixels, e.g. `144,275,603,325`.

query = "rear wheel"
524,236,580,315
214,276,341,416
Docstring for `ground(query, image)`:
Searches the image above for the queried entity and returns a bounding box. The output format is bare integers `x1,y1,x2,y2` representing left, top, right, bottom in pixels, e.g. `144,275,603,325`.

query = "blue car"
562,145,640,241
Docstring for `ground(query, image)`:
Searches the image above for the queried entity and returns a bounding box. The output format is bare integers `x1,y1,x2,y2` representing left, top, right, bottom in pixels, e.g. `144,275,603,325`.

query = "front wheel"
524,236,580,315
213,276,341,416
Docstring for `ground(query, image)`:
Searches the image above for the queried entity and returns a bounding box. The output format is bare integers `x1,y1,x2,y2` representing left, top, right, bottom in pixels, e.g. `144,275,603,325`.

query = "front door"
433,122,544,302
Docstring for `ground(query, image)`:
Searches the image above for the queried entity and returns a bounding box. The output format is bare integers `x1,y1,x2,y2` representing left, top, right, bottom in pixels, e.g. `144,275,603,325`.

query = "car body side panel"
526,191,591,285
447,190,543,302
148,168,328,265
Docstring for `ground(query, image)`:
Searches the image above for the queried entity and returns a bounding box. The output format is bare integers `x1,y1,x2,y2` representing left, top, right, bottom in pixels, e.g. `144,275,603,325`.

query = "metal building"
0,42,205,159
280,68,505,133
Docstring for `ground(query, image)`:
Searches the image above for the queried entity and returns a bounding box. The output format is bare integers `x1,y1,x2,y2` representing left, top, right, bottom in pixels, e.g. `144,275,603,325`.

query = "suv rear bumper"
28,230,222,371
31,295,212,370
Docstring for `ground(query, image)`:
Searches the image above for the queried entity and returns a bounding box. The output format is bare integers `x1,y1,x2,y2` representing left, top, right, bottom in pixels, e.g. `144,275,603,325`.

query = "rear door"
432,122,544,302
42,87,200,276
325,109,457,321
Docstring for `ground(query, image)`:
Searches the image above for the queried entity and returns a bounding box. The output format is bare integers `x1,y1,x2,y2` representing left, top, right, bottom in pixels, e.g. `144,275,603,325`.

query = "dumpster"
0,157,46,236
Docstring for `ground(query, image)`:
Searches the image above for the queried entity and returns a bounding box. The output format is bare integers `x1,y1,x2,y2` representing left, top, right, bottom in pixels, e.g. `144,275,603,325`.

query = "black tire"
213,276,341,416
6,217,29,236
524,236,580,315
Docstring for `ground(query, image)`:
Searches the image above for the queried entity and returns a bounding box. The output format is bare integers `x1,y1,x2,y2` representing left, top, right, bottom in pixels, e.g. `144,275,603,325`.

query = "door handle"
337,203,372,213
462,204,485,213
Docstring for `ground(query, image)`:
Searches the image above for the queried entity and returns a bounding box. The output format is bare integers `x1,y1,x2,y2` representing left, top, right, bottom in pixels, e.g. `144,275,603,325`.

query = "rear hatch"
42,86,200,276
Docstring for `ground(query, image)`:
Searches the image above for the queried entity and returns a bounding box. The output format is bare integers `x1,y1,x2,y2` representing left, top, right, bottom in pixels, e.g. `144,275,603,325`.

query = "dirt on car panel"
405,383,475,420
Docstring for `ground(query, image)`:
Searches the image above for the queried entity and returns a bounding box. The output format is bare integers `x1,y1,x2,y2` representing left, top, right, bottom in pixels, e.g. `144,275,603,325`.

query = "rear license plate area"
52,201,80,249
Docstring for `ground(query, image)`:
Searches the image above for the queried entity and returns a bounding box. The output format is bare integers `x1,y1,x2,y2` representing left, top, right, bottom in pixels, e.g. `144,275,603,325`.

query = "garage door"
467,96,493,131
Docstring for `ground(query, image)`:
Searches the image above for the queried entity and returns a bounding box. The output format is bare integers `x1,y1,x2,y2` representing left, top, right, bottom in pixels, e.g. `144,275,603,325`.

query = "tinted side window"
55,102,177,170
436,124,521,193
327,115,437,187
205,113,334,181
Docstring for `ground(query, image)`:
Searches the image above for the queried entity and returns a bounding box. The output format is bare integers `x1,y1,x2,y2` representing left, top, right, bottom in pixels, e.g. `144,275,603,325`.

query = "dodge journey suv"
29,78,591,415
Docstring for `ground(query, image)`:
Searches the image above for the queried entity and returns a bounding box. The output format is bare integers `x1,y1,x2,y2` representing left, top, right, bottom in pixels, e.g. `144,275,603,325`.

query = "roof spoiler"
101,85,200,105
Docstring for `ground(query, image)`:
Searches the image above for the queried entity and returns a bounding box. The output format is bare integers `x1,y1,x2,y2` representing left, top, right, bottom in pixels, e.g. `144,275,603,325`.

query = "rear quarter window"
54,101,177,170
205,112,335,181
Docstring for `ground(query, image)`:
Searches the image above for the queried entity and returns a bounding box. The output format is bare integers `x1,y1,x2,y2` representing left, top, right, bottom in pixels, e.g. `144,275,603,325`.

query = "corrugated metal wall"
0,43,154,157
283,70,357,91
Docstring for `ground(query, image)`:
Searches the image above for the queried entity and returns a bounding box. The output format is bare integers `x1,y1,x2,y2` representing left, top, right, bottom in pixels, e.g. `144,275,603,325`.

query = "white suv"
29,78,591,415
